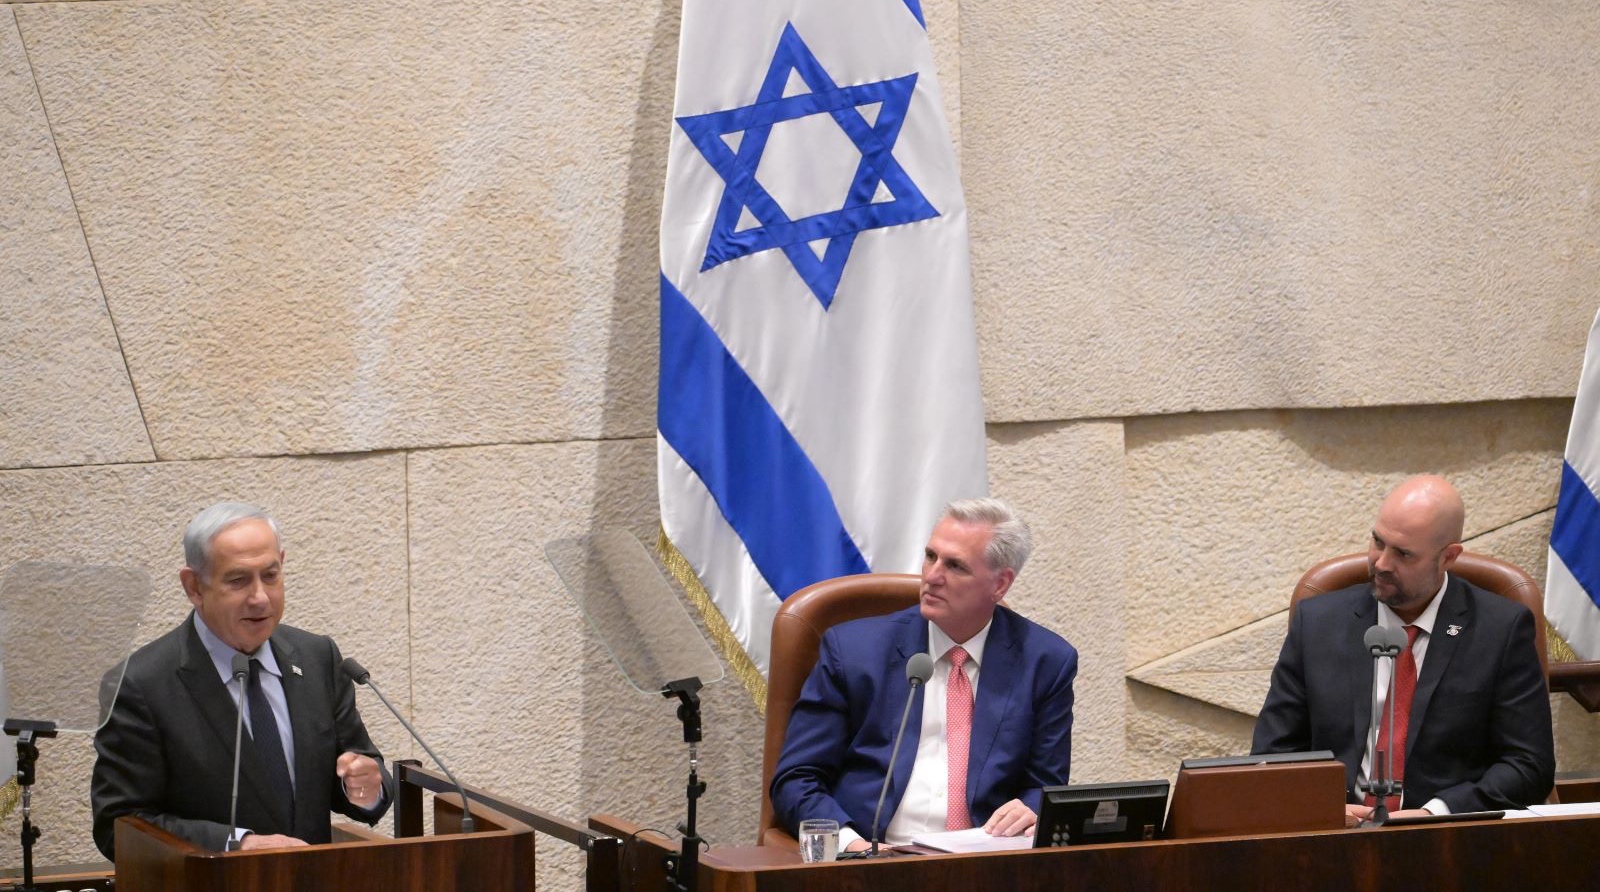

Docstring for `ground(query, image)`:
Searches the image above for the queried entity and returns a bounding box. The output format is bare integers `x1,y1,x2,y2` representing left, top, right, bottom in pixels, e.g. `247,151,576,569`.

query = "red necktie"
946,646,973,830
1367,625,1422,812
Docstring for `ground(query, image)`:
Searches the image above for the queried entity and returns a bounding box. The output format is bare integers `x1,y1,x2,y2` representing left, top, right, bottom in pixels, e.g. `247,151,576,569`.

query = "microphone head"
906,652,935,685
341,657,371,685
1363,624,1408,655
230,652,250,679
1362,624,1389,651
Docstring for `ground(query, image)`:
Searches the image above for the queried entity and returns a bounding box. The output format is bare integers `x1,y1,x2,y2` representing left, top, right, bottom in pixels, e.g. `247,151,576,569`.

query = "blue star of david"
675,23,939,310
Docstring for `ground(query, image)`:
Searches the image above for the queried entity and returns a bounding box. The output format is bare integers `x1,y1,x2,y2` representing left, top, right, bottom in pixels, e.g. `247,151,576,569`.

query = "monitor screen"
1033,780,1170,848
1178,750,1335,771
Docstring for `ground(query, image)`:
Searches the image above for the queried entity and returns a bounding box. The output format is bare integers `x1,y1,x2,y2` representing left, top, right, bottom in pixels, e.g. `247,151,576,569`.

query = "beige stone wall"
3,0,1598,884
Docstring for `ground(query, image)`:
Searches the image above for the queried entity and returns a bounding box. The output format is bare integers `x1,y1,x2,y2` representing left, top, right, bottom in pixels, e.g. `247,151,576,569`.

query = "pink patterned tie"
946,646,973,830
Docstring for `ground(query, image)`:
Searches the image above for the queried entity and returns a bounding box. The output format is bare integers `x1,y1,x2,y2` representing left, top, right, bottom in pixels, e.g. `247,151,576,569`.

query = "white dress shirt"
839,618,992,849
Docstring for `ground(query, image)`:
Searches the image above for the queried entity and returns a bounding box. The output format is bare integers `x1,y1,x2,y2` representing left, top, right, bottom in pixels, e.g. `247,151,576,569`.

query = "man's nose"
246,577,270,603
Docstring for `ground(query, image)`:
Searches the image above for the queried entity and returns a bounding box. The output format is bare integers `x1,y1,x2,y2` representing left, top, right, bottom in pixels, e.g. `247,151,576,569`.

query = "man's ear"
991,567,1016,603
179,567,203,608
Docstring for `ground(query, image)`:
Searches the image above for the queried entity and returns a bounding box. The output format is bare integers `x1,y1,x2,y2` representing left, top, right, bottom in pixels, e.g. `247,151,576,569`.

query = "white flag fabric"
657,0,987,701
1547,308,1600,660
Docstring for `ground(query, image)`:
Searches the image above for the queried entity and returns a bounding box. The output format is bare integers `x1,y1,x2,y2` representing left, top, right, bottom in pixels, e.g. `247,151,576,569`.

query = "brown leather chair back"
1290,551,1547,677
756,573,921,844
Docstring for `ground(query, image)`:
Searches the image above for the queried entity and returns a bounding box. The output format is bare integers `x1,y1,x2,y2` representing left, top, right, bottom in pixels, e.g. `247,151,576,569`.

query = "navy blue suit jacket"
1252,575,1553,811
770,605,1077,837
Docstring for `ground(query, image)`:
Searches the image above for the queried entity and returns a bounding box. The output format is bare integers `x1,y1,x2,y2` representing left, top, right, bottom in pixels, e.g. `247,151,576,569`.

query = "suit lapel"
1347,593,1379,764
1407,576,1469,763
970,608,1021,807
888,613,929,809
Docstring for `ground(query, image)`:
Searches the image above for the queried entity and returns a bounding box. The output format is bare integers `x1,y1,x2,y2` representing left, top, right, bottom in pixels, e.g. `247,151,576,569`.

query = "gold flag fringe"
657,528,769,714
1549,624,1582,664
0,777,18,823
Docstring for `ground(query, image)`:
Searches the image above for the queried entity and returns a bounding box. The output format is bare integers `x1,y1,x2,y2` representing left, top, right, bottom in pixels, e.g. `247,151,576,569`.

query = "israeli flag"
657,0,986,696
1548,308,1600,660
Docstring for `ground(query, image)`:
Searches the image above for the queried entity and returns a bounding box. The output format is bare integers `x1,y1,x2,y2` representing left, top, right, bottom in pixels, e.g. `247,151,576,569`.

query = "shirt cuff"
1421,798,1450,815
838,826,864,852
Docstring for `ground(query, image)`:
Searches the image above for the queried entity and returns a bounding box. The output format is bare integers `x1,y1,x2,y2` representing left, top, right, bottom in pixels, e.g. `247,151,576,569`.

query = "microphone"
1360,625,1407,825
869,652,935,857
341,658,474,833
226,653,250,851
1363,624,1406,657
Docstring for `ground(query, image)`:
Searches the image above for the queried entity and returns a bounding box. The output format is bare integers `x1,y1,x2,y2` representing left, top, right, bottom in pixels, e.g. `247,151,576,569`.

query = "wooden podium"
113,791,536,892
592,811,1600,892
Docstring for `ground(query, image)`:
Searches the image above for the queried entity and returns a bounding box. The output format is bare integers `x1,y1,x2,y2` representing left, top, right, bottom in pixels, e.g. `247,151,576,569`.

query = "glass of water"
798,818,839,863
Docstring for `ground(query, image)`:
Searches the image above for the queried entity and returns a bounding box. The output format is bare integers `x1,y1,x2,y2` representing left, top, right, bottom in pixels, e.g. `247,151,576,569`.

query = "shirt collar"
929,616,993,667
192,611,282,684
1377,573,1449,635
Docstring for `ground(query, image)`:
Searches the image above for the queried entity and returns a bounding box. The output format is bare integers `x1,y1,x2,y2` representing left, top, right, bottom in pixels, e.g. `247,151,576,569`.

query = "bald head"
1368,474,1466,622
1379,474,1465,550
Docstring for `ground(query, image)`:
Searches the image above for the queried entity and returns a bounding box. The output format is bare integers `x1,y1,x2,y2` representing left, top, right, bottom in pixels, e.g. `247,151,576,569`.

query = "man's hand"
843,837,871,853
239,833,308,850
1343,803,1372,827
983,799,1037,837
1345,803,1433,827
337,751,383,809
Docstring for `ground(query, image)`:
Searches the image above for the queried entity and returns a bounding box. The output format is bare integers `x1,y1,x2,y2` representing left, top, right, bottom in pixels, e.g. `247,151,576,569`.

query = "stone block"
0,7,151,470
962,1,1600,422
17,1,678,459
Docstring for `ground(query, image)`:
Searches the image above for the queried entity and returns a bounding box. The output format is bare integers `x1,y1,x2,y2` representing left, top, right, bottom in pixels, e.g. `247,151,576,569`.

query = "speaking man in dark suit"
771,498,1078,850
1252,475,1554,824
92,502,391,857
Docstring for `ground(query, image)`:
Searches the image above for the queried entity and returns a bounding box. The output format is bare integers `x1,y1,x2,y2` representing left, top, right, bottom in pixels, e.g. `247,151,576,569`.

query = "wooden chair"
1292,551,1600,709
756,573,921,846
1291,551,1548,674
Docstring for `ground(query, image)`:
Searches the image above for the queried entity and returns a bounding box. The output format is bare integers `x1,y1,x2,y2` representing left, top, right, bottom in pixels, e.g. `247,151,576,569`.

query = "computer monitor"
1033,780,1170,848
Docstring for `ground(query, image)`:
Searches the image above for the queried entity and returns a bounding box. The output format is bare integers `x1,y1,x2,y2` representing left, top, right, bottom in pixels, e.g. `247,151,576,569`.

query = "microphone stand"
5,718,59,892
1367,664,1402,826
870,676,923,857
226,654,250,850
661,677,705,892
1360,633,1403,827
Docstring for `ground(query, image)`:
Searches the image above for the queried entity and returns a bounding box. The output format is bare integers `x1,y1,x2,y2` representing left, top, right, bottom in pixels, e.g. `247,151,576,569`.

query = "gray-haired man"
91,502,390,857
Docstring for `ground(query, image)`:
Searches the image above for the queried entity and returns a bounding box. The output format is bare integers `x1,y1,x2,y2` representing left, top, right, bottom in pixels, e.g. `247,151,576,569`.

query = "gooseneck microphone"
340,658,474,833
226,652,251,851
1361,624,1407,826
869,652,935,857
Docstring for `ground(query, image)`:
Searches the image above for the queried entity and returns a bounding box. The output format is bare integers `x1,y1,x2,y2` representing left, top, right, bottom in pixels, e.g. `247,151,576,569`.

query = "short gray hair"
183,502,281,575
941,497,1032,575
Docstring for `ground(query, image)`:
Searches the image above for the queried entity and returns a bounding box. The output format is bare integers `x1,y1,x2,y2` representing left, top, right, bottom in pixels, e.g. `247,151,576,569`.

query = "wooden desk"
592,813,1600,892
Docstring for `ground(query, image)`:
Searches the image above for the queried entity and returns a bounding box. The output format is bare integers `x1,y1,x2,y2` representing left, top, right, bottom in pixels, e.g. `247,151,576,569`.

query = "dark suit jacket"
1252,575,1554,811
770,605,1078,837
91,615,391,858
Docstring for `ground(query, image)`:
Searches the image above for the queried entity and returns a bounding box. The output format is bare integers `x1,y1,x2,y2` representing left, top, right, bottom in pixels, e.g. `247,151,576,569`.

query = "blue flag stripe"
1551,460,1600,610
658,274,871,597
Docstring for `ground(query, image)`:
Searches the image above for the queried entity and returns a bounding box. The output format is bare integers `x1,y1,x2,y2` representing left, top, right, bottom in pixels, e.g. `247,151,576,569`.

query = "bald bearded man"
1252,475,1553,822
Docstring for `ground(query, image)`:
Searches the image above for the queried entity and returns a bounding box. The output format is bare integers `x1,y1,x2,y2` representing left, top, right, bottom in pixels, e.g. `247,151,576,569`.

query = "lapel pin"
291,664,303,676
1446,625,1462,637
